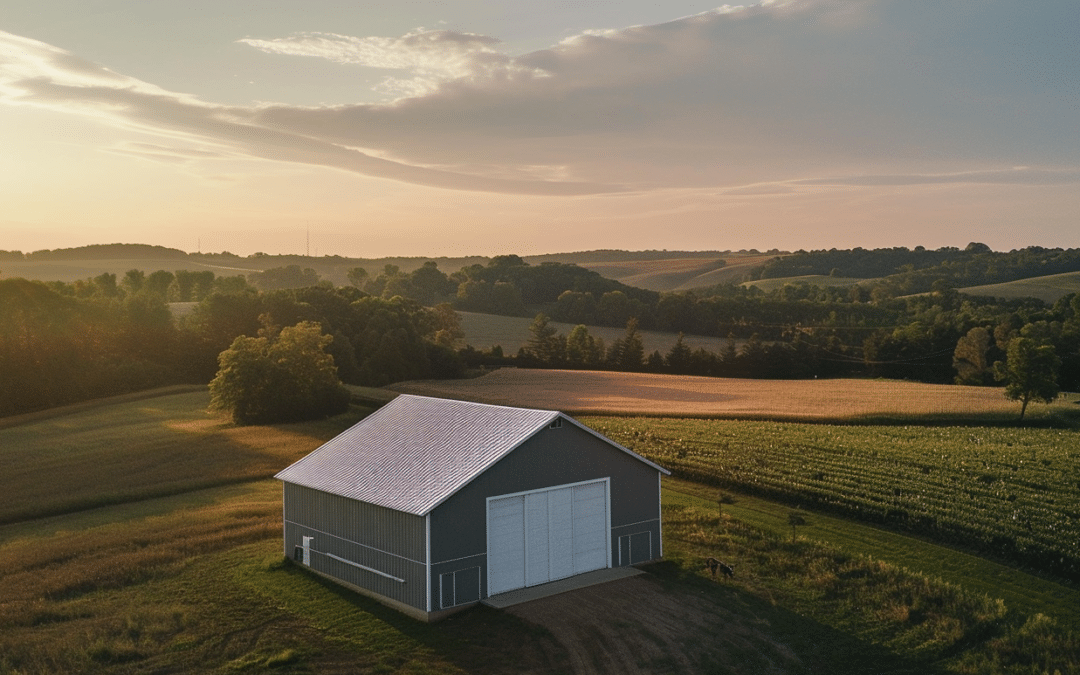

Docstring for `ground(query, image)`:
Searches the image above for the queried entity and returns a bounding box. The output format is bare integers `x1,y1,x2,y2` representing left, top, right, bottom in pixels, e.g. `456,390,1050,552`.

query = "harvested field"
387,369,1065,420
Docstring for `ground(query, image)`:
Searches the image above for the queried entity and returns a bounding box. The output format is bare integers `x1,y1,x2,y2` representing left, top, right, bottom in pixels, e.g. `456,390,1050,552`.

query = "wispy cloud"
107,142,229,164
794,168,1080,187
238,29,535,98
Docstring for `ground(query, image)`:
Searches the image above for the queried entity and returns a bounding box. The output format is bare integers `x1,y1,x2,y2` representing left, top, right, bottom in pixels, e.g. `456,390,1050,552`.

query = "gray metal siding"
283,482,428,610
429,423,662,597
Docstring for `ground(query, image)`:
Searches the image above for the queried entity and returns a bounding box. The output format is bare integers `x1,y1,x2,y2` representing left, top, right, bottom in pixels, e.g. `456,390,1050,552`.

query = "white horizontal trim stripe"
433,551,487,566
613,518,660,530
323,552,406,583
285,519,426,566
484,476,609,504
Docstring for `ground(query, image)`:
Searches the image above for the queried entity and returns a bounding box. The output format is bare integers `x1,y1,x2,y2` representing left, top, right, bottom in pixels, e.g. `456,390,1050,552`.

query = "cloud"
3,1,1079,196
107,142,229,164
238,29,531,98
0,30,617,195
794,168,1080,187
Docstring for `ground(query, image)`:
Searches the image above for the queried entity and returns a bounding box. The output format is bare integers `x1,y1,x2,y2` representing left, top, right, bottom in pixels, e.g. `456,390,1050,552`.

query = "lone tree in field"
994,337,1061,421
209,321,350,425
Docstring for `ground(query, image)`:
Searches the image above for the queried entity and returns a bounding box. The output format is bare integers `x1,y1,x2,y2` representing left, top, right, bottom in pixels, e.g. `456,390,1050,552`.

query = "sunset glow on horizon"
2,1,1077,258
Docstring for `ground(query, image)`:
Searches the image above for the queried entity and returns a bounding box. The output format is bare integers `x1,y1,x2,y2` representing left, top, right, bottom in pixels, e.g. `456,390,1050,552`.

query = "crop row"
584,417,1080,581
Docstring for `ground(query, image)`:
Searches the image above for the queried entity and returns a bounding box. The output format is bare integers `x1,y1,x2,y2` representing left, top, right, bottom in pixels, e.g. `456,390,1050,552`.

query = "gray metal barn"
275,394,670,621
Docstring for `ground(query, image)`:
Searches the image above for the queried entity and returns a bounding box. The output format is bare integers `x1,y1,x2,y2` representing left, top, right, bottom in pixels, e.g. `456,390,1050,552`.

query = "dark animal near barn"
705,557,734,579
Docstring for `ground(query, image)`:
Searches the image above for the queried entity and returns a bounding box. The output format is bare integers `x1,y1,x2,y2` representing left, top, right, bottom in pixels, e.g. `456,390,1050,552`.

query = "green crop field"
3,390,1079,673
584,417,1080,582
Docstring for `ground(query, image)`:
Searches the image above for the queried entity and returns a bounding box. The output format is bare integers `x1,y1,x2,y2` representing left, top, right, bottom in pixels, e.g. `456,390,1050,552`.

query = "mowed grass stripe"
664,481,1080,626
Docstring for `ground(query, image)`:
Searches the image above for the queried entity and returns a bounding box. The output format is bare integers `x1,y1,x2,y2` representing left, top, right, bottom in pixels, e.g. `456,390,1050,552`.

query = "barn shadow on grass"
267,558,573,675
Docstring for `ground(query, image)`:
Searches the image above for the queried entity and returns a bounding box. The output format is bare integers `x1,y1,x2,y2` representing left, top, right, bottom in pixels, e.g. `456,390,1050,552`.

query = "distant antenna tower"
306,227,310,257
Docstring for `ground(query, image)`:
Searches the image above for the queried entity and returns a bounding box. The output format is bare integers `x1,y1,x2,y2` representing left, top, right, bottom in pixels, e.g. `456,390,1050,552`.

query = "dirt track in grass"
388,368,1030,420
502,574,801,675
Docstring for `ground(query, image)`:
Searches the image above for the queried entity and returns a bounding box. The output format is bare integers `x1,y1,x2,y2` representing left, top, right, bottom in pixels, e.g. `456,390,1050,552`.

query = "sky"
1,0,1078,258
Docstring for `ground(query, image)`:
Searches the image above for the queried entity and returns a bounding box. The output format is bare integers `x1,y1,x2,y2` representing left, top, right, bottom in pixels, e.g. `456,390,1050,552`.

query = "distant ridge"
23,243,190,261
1,244,784,289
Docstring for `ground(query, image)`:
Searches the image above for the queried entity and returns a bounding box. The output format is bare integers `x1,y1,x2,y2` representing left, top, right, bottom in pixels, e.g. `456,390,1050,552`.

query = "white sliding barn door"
487,479,609,597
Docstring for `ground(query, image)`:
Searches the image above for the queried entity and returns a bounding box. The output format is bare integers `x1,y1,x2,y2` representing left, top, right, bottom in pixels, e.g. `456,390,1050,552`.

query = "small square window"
549,418,563,429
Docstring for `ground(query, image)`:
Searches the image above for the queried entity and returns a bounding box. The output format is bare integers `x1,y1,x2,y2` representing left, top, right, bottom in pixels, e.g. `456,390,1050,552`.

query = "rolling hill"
959,270,1080,304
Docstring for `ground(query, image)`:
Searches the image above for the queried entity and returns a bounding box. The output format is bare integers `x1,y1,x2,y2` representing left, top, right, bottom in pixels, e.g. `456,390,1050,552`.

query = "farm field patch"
389,368,1079,422
586,417,1080,582
662,479,1080,624
960,270,1080,304
457,311,733,355
0,389,370,524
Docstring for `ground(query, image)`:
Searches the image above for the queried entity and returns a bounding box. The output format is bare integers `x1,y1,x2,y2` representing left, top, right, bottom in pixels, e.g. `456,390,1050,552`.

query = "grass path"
665,479,1080,626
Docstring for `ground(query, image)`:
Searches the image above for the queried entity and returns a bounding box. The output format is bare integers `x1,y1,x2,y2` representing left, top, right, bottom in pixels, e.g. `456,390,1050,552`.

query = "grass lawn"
664,479,1080,625
0,390,373,524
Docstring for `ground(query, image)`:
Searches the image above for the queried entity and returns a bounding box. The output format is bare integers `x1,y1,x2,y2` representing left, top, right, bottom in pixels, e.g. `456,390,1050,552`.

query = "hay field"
388,369,1075,420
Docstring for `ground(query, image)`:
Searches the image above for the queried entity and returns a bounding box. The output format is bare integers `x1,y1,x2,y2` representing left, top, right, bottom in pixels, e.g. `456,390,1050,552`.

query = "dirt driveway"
502,574,801,675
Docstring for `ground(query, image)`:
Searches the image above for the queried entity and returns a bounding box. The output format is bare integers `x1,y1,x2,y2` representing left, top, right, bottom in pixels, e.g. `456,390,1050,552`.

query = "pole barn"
275,394,669,621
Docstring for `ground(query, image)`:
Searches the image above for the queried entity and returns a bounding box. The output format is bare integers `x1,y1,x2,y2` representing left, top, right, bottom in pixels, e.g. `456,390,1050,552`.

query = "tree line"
0,272,463,418
3,244,1078,421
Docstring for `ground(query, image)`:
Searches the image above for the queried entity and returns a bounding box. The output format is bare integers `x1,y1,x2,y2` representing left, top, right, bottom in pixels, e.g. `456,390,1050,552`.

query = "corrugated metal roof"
275,394,667,516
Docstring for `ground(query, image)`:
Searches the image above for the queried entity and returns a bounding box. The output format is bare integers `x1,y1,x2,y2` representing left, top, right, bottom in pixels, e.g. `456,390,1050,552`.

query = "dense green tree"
526,313,565,365
565,324,602,367
144,270,175,299
953,326,994,385
428,303,464,348
246,265,321,291
407,261,451,305
553,290,598,325
597,291,633,327
346,266,370,289
608,318,645,370
121,269,145,295
994,338,1061,421
665,333,693,373
208,321,350,425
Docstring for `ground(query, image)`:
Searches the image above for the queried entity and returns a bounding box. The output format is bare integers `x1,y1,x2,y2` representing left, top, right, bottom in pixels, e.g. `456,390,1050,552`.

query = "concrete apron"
482,566,644,609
